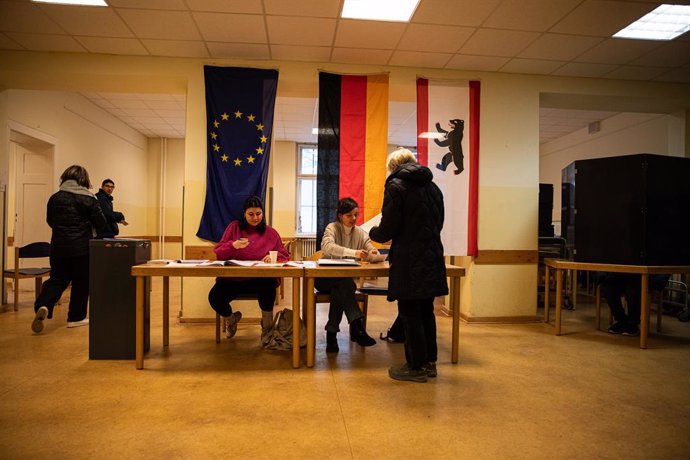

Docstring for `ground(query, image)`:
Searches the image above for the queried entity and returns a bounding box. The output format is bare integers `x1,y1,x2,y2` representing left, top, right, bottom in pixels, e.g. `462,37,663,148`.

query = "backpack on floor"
262,308,307,351
380,315,405,343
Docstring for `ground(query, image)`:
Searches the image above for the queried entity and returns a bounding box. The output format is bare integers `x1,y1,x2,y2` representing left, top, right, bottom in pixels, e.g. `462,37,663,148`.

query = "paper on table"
226,260,287,267
359,213,382,233
317,258,360,266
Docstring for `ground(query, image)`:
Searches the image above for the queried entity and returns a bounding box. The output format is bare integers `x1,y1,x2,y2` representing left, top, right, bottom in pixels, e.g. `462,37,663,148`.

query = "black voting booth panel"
538,183,555,237
561,153,690,265
89,239,151,359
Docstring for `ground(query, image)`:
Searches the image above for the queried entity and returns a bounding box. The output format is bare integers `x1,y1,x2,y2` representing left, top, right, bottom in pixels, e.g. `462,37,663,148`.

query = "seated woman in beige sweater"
318,197,380,352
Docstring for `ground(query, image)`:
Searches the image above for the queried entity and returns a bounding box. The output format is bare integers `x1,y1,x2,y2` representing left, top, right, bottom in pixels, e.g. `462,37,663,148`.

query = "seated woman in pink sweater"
209,196,289,342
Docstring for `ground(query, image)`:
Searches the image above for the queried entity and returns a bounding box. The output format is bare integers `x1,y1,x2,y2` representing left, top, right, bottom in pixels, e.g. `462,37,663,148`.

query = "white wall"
539,112,687,232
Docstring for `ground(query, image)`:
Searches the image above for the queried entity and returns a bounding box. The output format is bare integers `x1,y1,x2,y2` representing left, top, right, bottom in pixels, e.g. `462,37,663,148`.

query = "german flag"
316,72,389,247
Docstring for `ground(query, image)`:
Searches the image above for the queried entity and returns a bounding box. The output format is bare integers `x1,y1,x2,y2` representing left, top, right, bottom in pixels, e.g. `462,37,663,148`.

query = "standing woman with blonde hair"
32,165,106,333
369,148,448,383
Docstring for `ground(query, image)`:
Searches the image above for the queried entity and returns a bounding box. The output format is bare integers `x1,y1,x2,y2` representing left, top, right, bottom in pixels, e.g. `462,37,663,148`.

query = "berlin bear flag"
197,66,278,242
417,78,479,256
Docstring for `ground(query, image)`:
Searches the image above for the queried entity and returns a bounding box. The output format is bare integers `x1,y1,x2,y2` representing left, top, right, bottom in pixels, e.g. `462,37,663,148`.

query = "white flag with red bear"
416,78,479,256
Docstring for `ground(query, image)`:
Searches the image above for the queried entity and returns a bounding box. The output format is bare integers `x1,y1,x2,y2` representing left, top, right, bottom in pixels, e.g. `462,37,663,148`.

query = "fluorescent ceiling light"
613,4,690,40
341,0,420,22
311,128,319,135
32,0,108,6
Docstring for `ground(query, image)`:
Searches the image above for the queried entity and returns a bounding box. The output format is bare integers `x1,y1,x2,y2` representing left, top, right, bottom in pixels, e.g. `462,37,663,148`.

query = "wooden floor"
1,278,690,459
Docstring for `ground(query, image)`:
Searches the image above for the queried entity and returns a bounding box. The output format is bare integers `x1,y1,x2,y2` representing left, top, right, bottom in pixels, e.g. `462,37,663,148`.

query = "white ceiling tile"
575,38,661,65
0,33,22,50
207,42,270,59
264,0,340,17
117,9,201,40
483,0,582,31
108,0,188,9
552,62,618,78
334,19,406,49
389,51,451,69
519,34,603,61
271,45,331,62
193,12,267,43
630,41,690,68
397,24,474,53
653,68,690,83
550,0,655,37
445,54,509,71
6,32,85,53
501,58,565,75
40,4,134,37
412,0,501,27
460,29,541,57
145,100,184,110
331,47,393,65
123,109,157,118
105,98,148,108
603,65,668,81
266,16,336,46
75,36,148,55
185,0,263,14
0,1,63,34
142,39,209,58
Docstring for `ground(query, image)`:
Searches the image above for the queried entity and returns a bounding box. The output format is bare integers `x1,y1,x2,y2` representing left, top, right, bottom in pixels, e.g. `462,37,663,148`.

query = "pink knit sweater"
214,220,289,262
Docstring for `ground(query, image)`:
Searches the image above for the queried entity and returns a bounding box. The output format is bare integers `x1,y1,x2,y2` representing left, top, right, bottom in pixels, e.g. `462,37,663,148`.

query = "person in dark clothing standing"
369,148,448,383
95,179,128,238
31,165,106,333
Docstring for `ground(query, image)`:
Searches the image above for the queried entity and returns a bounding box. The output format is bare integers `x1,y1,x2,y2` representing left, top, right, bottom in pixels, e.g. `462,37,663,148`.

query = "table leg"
544,265,550,322
555,269,562,336
292,277,301,369
640,274,649,349
136,276,144,369
572,269,578,309
163,276,169,347
451,276,461,364
306,277,316,367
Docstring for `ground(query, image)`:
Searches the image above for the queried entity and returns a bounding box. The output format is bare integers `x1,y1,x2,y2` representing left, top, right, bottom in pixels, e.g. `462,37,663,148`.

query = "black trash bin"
89,239,151,359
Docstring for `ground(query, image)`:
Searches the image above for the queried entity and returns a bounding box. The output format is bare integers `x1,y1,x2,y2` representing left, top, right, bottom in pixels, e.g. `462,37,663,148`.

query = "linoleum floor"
1,279,690,459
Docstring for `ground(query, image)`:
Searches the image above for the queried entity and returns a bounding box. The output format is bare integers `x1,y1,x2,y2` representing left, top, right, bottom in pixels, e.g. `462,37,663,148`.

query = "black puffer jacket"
370,162,448,301
47,190,106,257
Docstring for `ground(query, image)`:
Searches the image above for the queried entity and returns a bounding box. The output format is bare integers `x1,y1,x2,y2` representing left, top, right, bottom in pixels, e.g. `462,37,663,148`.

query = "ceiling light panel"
341,0,420,22
613,4,690,40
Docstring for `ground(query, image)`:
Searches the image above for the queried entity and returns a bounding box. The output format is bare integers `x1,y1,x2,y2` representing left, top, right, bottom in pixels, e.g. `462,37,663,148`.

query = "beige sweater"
320,222,376,259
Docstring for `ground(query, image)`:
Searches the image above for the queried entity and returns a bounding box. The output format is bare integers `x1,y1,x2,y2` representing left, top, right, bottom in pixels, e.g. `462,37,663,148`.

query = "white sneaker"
224,311,242,339
67,318,89,328
32,306,49,333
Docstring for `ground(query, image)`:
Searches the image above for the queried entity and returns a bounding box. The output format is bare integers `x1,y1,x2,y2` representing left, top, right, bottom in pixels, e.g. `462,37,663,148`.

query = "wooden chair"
307,250,370,325
3,242,51,311
279,237,297,300
184,245,281,343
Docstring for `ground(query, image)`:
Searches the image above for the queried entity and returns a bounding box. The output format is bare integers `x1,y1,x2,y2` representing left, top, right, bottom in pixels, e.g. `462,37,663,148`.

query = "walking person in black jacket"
369,148,448,383
95,179,128,238
31,165,106,333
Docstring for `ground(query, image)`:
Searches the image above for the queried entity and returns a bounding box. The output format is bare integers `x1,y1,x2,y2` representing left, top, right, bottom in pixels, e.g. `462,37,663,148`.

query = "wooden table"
131,264,303,369
543,258,690,348
302,262,465,368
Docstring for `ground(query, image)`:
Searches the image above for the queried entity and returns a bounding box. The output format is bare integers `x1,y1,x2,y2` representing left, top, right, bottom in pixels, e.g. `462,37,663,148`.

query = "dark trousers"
398,298,437,370
208,278,276,317
315,277,363,333
34,254,90,322
601,273,640,326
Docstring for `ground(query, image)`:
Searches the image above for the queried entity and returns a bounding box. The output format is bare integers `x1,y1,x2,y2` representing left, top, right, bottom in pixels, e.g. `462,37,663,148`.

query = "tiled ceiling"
4,0,689,142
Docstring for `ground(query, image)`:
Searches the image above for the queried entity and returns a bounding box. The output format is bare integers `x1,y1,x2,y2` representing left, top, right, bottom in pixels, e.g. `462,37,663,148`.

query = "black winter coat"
47,191,106,258
96,189,125,238
369,162,448,301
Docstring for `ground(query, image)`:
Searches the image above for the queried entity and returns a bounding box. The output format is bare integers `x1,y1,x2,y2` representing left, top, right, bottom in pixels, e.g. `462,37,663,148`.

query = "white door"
15,142,53,248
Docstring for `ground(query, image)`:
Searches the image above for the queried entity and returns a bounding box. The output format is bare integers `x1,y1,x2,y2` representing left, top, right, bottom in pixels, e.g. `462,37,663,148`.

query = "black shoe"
326,332,339,353
622,325,639,337
607,321,627,334
349,319,376,347
388,364,427,383
423,362,437,378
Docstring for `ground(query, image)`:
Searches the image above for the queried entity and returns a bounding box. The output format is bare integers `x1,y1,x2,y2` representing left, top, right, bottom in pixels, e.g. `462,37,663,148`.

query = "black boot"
326,332,339,353
350,318,376,347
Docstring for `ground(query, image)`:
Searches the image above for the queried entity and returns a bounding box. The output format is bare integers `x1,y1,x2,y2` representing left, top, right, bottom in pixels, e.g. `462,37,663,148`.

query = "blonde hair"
386,147,417,173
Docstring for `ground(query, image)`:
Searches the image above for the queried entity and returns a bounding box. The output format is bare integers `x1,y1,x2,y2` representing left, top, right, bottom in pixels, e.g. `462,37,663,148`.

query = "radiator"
297,237,317,259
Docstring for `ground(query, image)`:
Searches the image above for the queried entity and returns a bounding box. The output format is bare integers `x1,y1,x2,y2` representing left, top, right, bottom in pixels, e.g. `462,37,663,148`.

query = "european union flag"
197,66,279,242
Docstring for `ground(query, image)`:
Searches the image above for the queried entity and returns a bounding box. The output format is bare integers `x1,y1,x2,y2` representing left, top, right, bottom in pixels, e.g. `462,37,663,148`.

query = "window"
296,144,317,235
